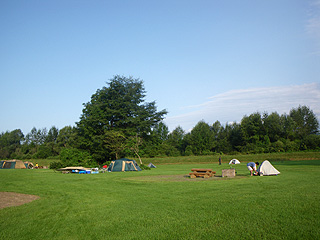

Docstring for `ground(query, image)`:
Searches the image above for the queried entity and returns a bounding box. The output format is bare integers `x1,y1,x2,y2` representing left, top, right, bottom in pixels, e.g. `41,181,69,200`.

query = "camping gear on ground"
0,160,27,169
148,163,156,168
229,159,240,164
57,166,93,174
91,168,99,174
107,158,142,172
58,166,89,171
258,160,280,176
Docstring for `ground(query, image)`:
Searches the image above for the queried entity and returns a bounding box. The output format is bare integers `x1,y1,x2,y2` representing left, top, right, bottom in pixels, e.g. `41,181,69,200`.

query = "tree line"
1,76,319,166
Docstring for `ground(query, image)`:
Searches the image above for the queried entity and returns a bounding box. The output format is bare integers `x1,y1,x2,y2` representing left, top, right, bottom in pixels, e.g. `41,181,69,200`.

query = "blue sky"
1,0,320,134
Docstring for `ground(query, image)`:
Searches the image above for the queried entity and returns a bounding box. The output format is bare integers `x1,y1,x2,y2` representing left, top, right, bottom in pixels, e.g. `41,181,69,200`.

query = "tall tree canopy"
77,75,168,162
188,121,214,155
289,105,319,139
0,129,24,159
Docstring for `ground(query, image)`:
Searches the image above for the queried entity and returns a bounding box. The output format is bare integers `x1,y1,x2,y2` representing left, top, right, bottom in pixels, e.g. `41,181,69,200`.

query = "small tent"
229,159,241,165
24,161,34,169
258,160,280,176
0,160,27,169
148,163,156,168
107,158,142,172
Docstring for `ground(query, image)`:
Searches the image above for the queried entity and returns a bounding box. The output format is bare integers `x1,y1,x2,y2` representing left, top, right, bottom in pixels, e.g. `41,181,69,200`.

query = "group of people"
218,156,259,176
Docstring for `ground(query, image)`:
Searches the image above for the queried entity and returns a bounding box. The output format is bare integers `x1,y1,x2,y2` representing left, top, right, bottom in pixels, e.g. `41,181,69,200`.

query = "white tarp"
258,160,280,176
229,159,241,164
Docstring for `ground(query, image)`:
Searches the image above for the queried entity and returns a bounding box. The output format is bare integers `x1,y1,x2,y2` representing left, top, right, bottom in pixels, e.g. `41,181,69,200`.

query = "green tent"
107,158,142,172
0,160,27,169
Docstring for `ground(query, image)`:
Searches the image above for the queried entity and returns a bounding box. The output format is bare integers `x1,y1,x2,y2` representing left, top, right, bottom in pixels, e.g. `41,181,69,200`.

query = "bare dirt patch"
0,192,40,209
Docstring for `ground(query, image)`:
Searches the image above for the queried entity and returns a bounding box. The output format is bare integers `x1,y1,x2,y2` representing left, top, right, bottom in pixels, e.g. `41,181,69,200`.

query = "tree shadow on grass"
272,160,320,166
123,174,248,182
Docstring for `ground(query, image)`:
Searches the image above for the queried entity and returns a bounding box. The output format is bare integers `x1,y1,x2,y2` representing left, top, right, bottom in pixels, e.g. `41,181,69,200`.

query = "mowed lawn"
0,160,319,239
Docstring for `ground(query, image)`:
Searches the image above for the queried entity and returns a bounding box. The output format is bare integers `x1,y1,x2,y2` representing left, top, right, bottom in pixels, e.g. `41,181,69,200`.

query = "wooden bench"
189,168,216,178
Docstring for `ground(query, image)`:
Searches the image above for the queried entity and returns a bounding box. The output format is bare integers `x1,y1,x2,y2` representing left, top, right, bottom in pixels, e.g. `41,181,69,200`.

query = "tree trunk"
134,149,143,165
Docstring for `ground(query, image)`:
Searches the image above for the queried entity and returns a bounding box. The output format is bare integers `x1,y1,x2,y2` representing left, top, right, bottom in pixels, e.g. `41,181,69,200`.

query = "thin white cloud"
164,83,320,131
306,0,320,55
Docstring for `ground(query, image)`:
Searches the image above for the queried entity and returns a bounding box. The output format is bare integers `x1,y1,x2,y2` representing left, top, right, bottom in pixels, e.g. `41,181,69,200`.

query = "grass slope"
0,159,319,239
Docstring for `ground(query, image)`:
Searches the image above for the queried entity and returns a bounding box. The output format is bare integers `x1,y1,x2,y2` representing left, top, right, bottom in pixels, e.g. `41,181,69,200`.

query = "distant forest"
1,76,319,166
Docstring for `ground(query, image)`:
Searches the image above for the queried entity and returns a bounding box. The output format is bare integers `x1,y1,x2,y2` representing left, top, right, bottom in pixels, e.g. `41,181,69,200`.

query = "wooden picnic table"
189,168,216,178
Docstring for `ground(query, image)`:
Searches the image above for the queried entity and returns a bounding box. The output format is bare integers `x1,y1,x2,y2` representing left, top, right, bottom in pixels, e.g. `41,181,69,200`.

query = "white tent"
229,159,241,164
148,163,156,168
258,160,280,176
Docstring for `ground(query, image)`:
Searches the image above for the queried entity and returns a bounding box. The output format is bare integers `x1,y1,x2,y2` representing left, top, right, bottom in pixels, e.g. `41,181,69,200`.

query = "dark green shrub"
101,161,111,166
33,145,53,159
50,161,64,169
60,148,97,168
303,135,320,150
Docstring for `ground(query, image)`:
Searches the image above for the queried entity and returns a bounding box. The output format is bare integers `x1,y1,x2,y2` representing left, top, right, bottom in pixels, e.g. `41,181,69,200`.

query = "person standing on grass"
218,156,222,165
247,162,259,176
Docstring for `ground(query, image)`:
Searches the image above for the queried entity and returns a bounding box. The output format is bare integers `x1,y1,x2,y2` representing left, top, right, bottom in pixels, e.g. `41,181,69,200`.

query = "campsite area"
0,154,320,239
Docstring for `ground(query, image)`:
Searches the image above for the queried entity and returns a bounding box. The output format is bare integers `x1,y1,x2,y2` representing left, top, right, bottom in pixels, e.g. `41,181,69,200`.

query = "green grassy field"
1,156,320,239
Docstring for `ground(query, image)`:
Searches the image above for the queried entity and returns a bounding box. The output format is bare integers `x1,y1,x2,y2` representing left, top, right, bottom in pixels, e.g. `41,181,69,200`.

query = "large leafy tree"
77,75,167,162
289,105,319,139
211,121,223,140
0,129,24,159
141,122,169,157
151,122,169,144
46,126,59,144
241,112,265,144
227,122,244,151
56,126,78,148
215,123,234,153
263,112,282,142
167,126,185,155
188,121,214,155
44,126,60,157
25,127,48,146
